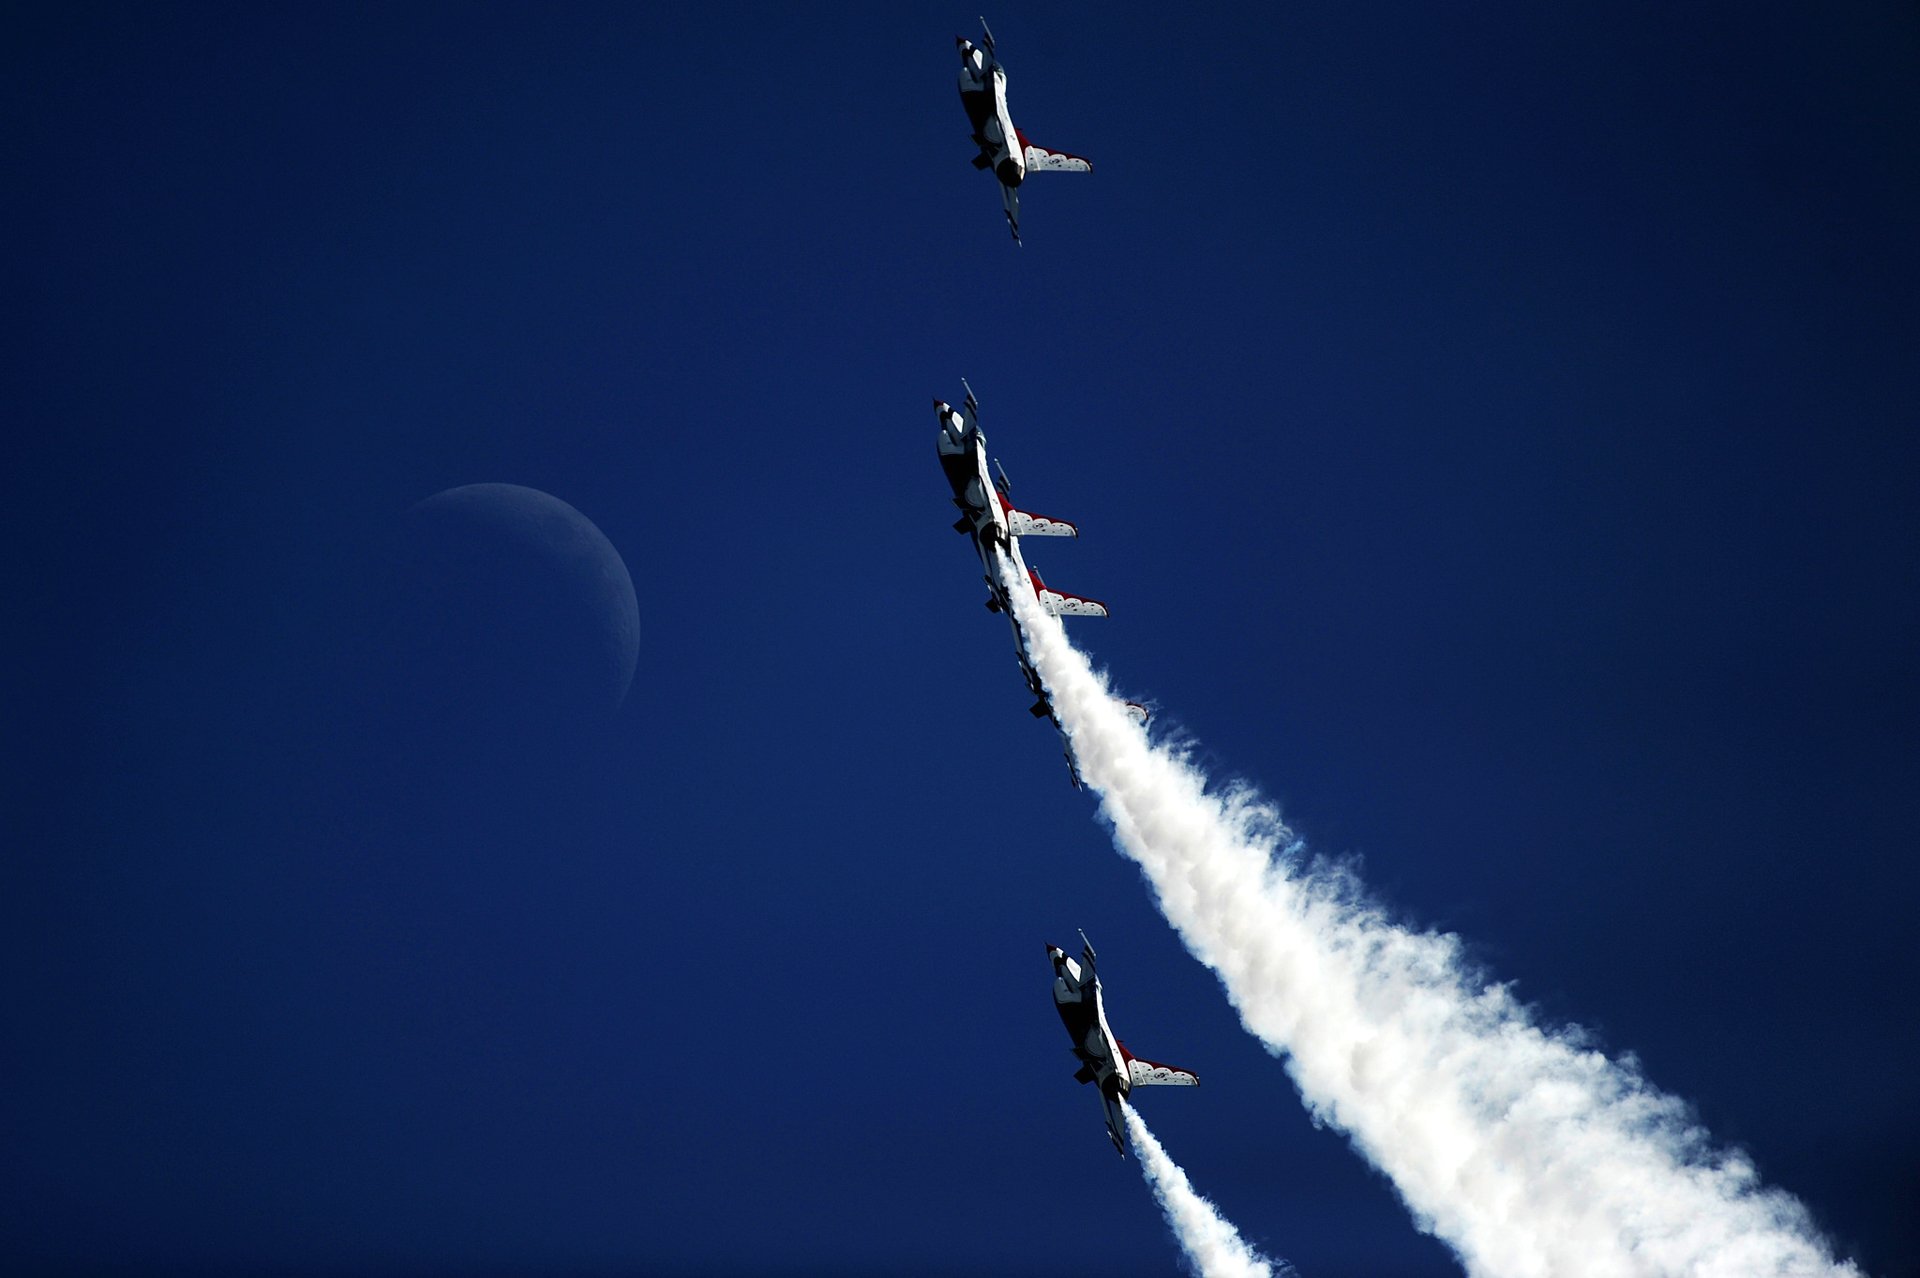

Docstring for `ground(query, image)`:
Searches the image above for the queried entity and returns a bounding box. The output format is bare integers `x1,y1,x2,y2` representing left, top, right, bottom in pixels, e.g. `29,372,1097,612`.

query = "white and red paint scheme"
955,19,1091,242
1048,933,1200,1156
936,382,1146,787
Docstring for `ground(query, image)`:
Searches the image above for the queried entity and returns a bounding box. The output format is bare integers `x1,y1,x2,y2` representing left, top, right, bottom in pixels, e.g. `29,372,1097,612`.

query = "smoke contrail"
1002,559,1856,1278
1126,1103,1282,1278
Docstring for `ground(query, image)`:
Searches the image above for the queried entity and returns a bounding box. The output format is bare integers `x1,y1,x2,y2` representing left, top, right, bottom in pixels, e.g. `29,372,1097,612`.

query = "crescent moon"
411,483,640,710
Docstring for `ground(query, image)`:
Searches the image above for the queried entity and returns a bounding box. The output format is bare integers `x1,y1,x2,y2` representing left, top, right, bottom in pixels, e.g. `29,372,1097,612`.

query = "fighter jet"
1049,933,1199,1156
936,382,1145,787
955,18,1091,241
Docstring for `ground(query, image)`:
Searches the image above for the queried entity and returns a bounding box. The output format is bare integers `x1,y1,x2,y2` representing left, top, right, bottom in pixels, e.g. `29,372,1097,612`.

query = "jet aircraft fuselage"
957,34,1025,190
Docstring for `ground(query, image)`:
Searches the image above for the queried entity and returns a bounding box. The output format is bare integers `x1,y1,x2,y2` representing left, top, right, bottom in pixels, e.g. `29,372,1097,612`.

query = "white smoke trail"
1004,559,1856,1278
1126,1102,1283,1278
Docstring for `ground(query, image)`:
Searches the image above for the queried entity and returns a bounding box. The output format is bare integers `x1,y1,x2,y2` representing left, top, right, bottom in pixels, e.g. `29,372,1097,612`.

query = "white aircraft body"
955,18,1091,241
1049,933,1199,1156
936,382,1144,787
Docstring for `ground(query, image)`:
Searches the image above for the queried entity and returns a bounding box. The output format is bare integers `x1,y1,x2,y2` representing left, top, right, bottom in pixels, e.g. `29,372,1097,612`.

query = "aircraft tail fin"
1103,1092,1129,1157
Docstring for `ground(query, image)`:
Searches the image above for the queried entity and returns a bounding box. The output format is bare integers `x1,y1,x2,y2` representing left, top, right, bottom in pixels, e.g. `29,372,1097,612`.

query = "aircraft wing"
1007,507,1077,538
1126,1056,1200,1088
1031,572,1109,618
1021,137,1092,174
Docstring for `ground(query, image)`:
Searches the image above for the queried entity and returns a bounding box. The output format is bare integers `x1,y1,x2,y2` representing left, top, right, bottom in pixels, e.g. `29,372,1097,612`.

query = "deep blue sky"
6,4,1916,1275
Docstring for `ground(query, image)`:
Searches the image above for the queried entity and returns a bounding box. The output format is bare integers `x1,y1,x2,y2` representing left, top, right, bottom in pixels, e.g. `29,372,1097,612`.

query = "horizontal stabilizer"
1007,508,1076,538
1073,1062,1095,1085
1126,1056,1199,1088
